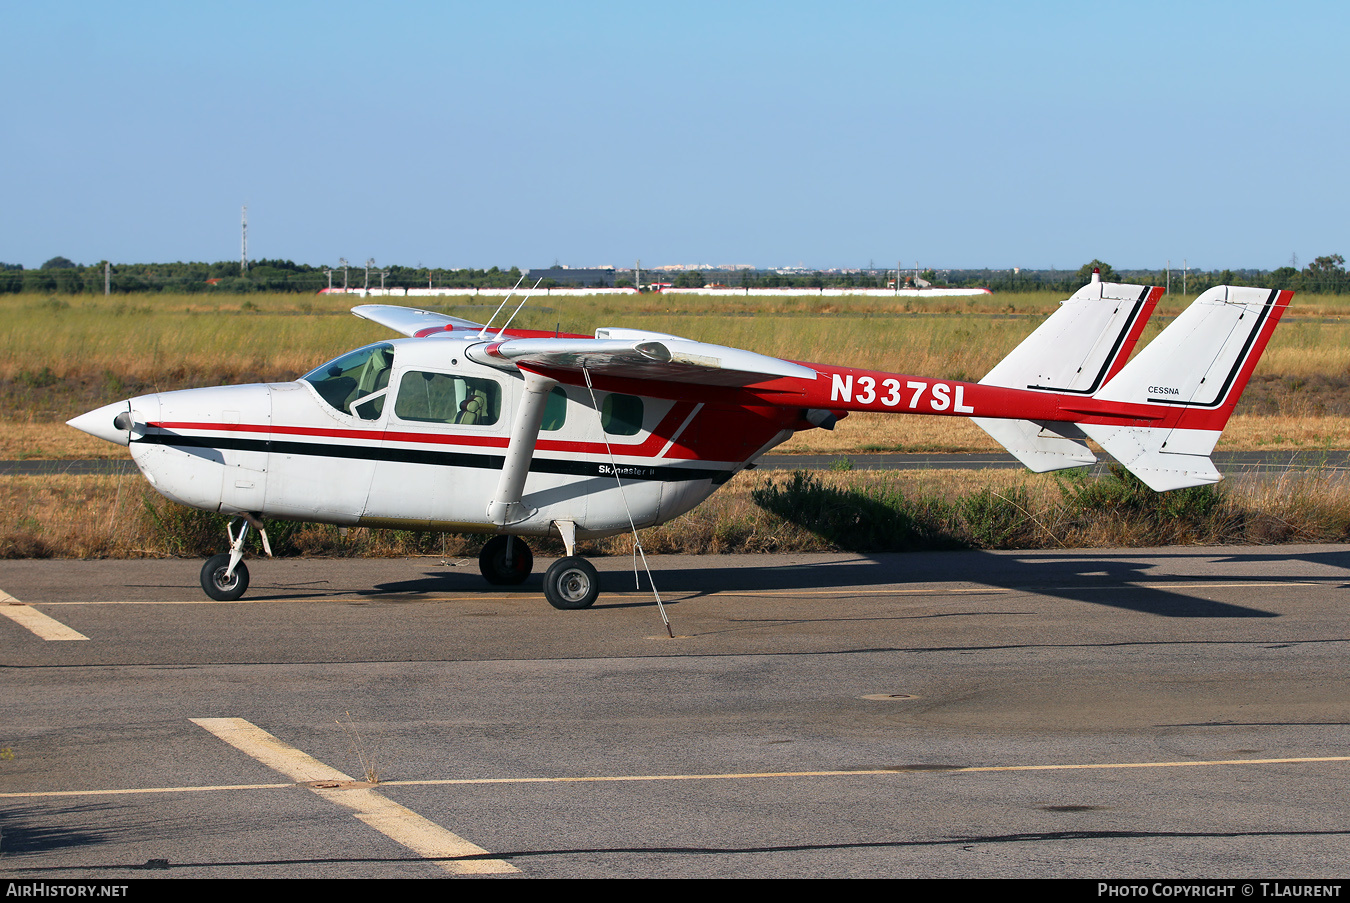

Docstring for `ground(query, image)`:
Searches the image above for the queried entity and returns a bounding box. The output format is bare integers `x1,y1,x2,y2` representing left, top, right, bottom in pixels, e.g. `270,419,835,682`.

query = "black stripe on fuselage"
134,432,737,484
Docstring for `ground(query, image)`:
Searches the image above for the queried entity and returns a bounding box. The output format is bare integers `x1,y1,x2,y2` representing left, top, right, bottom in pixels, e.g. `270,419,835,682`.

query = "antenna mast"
240,205,249,275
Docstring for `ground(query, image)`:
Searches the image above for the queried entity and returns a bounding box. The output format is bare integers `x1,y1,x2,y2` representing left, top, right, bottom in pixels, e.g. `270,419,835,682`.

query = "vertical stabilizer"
974,282,1161,472
1080,286,1292,491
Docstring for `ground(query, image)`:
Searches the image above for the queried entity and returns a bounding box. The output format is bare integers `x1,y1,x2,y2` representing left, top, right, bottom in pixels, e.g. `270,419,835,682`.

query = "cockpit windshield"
302,342,395,420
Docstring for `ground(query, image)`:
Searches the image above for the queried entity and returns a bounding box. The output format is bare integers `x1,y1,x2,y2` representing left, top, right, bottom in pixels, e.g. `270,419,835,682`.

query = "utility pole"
240,205,248,275
339,258,348,290
364,258,375,292
104,261,110,296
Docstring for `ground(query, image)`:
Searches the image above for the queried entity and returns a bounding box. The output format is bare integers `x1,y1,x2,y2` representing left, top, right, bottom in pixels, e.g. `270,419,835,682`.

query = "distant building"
527,267,616,287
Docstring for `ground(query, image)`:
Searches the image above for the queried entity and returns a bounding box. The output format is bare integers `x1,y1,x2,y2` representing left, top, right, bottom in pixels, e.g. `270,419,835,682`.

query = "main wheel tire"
479,535,533,586
201,553,249,601
544,556,600,610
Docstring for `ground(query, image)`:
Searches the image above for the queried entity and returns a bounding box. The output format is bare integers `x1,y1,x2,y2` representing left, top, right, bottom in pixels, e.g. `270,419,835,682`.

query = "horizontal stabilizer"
971,417,1095,472
1078,424,1221,491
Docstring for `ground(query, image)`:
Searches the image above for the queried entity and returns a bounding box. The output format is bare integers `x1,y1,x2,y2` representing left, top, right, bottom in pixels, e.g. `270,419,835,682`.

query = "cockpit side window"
394,371,502,426
302,343,395,420
541,386,567,431
601,393,644,436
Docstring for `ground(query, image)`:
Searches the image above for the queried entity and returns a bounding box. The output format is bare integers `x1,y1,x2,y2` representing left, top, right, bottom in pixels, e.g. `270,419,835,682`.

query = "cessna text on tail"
68,280,1291,608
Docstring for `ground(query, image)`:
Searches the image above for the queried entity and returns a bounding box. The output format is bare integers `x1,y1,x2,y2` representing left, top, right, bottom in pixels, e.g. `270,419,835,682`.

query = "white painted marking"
0,590,88,640
192,717,348,782
192,717,517,875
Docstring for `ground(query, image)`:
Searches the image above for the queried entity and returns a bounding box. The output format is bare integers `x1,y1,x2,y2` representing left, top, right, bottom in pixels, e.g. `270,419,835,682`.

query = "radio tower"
240,205,249,275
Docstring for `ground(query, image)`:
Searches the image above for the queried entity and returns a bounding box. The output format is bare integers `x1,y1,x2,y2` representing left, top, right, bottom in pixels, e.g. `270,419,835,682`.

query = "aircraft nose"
67,398,152,446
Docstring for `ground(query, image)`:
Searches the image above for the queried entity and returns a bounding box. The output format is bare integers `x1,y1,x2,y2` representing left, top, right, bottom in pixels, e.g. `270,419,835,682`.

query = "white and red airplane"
68,278,1291,608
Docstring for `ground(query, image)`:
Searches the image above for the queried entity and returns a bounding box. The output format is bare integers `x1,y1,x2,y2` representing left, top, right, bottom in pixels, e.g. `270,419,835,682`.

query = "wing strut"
487,370,557,525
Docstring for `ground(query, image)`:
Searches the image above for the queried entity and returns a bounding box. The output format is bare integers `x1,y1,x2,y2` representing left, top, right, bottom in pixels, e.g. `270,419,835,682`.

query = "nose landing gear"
200,516,270,602
201,553,249,601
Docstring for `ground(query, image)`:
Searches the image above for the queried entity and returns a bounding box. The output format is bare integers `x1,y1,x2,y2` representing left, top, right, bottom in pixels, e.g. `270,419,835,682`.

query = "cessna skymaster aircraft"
68,278,1290,609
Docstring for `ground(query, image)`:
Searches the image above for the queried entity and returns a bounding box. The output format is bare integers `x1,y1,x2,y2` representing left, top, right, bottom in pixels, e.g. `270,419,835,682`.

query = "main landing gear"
478,535,533,586
200,516,270,602
477,529,601,610
197,520,602,610
542,557,600,610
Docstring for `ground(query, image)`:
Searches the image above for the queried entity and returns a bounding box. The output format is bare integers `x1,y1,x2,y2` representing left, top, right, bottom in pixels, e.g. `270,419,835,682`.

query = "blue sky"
4,1,1346,271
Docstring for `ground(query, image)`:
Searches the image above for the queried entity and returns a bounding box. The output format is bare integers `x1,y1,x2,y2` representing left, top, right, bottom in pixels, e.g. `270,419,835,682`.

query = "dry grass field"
6,464,1347,560
2,289,1348,452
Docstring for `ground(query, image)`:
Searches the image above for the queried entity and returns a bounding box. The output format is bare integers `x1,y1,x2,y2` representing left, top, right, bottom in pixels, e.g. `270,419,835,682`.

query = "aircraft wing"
352,304,484,337
467,330,818,388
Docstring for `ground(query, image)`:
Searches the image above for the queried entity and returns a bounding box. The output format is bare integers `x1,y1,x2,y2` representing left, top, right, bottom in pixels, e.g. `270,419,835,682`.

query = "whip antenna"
495,278,544,339
477,272,527,339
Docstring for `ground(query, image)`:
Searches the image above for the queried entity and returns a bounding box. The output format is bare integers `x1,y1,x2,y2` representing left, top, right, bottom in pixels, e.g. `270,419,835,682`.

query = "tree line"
0,259,531,295
1,255,1346,295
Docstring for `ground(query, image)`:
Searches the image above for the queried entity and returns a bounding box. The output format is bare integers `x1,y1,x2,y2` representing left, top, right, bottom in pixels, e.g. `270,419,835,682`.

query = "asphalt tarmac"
3,546,1349,879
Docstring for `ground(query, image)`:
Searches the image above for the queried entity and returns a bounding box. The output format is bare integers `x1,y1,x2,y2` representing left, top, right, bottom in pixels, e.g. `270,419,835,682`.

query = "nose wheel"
201,553,249,601
199,516,268,602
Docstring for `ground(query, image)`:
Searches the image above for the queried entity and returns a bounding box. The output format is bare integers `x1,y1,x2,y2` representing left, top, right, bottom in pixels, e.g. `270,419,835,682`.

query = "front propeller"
67,399,142,447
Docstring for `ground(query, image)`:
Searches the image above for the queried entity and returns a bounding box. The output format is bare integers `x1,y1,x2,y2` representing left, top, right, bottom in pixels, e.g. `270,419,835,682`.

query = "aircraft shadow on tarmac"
363,546,1350,619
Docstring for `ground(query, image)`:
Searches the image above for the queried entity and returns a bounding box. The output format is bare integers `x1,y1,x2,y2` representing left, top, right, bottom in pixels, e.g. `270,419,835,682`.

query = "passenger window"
302,343,395,419
601,393,643,436
541,387,568,432
395,371,502,426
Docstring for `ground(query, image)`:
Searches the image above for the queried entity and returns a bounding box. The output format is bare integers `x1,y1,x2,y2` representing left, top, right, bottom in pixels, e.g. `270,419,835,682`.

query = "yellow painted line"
0,590,88,640
382,755,1350,786
5,754,1346,802
39,598,284,605
957,756,1350,773
0,783,292,799
192,717,517,875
